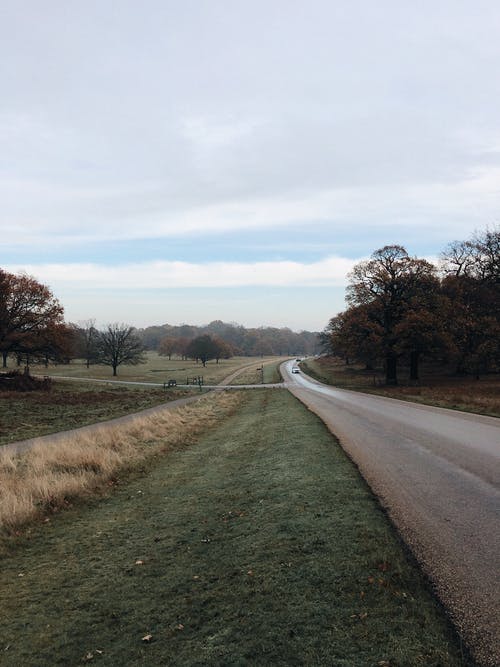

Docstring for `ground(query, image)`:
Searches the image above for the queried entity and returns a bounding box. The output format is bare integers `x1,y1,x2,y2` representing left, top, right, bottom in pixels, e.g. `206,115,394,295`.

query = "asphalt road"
283,361,500,667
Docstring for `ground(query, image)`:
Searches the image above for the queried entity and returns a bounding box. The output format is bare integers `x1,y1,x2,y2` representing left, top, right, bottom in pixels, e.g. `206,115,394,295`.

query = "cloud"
3,164,499,250
5,256,358,290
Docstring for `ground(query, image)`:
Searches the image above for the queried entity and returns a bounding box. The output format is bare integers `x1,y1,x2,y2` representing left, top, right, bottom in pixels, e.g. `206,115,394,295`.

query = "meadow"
0,354,286,446
0,382,189,446
34,351,285,385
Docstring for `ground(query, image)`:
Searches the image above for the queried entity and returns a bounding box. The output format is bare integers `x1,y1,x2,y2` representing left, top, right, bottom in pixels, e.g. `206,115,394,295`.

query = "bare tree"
78,318,99,368
97,323,146,376
441,226,500,283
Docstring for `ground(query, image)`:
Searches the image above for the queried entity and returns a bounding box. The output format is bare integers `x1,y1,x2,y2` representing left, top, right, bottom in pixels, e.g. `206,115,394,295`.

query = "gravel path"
283,361,500,667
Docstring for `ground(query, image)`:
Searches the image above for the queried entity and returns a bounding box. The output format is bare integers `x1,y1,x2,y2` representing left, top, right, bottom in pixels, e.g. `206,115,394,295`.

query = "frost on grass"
0,391,242,535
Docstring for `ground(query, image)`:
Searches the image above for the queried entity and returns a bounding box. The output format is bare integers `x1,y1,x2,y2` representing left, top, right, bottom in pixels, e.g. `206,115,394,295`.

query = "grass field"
0,381,194,446
0,390,469,666
0,354,286,446
301,357,500,417
229,358,285,385
25,352,285,385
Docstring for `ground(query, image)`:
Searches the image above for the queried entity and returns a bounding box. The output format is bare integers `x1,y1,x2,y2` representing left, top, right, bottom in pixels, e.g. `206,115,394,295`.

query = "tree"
0,269,65,369
186,334,218,367
158,336,179,360
212,336,233,363
441,227,500,284
347,246,437,385
20,321,77,369
97,323,146,376
440,274,499,376
440,227,500,375
76,319,100,368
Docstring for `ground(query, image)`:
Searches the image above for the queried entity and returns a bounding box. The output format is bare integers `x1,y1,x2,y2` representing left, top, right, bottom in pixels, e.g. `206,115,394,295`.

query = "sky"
2,1,499,332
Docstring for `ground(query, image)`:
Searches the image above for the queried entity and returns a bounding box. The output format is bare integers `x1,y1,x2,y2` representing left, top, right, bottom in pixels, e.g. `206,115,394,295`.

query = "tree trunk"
2,351,7,368
410,351,420,381
112,365,117,376
385,353,398,385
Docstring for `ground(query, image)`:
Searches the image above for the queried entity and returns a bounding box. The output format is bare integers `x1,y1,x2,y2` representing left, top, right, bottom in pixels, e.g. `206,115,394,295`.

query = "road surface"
283,361,500,667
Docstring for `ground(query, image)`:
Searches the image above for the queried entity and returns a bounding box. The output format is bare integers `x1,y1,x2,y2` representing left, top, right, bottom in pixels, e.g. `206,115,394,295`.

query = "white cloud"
3,164,499,248
5,256,357,290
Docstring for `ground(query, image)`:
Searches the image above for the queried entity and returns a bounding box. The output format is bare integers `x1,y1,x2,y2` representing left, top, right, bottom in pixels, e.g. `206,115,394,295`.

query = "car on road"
292,367,300,374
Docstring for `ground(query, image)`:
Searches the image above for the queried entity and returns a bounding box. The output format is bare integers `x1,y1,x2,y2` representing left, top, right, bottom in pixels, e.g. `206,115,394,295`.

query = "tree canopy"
323,227,500,384
0,269,69,369
186,335,219,367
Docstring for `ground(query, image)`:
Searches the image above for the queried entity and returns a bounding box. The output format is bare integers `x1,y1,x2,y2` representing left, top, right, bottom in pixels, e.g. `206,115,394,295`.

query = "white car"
291,367,300,374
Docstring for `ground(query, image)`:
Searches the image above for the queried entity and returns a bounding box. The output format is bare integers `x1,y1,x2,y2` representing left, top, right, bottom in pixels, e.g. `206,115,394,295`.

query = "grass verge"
0,381,193,446
0,391,241,541
302,357,500,417
0,390,469,666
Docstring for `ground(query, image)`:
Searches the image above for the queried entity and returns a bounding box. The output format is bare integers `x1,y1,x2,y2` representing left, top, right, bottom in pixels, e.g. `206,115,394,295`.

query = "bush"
0,371,52,392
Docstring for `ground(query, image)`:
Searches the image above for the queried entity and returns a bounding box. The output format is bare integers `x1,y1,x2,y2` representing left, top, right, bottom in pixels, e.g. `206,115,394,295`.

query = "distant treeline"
136,321,321,357
0,264,319,377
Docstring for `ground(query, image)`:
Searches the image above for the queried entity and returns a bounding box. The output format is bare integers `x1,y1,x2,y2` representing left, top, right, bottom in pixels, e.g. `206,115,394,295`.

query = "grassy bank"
302,357,500,417
0,381,193,446
0,391,241,540
0,390,468,666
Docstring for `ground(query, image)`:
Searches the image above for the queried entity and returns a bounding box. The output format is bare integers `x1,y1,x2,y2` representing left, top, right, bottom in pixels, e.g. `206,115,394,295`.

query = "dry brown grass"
0,391,242,538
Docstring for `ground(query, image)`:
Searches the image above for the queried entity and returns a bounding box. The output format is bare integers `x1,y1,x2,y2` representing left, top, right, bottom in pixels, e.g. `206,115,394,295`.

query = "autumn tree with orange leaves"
0,269,71,370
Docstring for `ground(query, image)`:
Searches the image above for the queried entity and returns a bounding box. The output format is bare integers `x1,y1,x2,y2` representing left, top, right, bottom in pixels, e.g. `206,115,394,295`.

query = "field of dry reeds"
0,391,242,543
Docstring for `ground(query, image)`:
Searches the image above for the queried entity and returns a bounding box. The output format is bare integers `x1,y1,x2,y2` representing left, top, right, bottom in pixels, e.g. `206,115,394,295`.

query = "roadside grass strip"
0,390,468,666
229,359,284,385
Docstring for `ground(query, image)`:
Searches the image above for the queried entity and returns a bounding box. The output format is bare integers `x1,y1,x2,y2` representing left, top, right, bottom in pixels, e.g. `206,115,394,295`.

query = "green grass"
0,381,193,445
0,390,469,666
229,358,285,385
302,357,500,417
24,352,284,385
262,359,283,383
